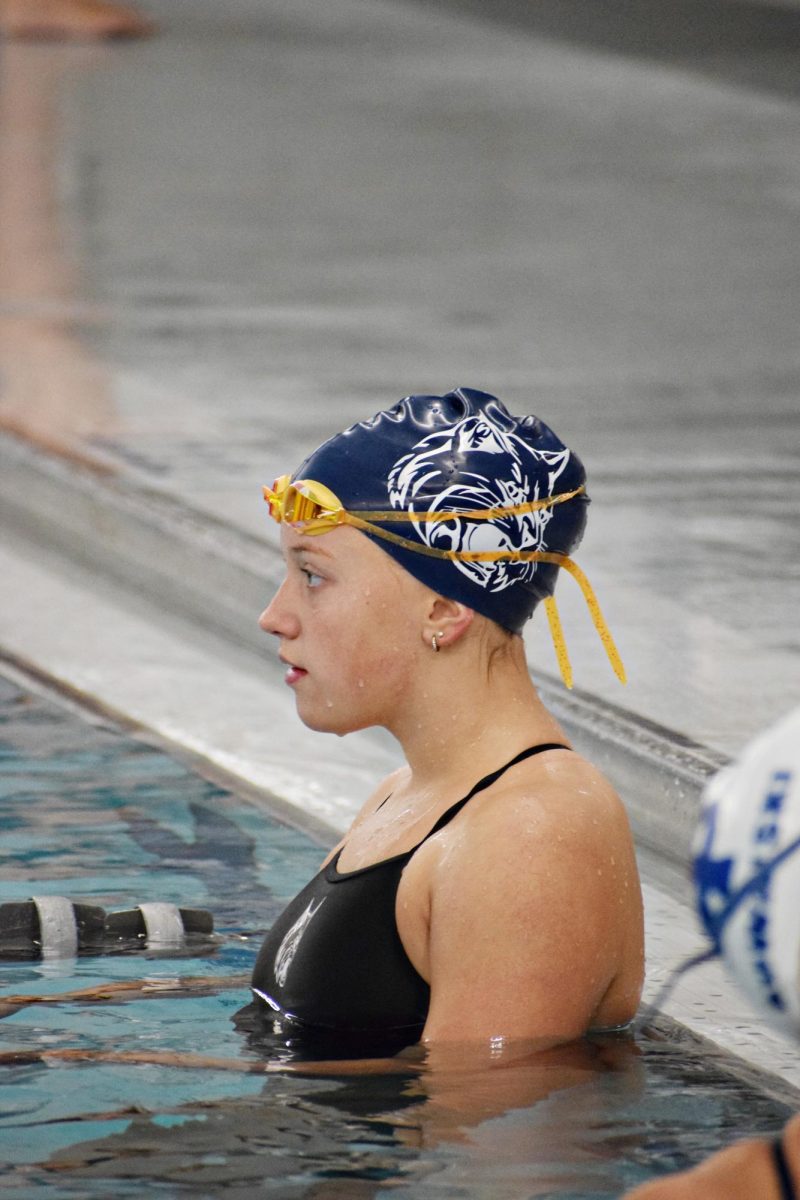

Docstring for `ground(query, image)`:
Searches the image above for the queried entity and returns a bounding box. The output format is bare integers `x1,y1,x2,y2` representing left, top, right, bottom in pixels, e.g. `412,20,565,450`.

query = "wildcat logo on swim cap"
387,412,571,595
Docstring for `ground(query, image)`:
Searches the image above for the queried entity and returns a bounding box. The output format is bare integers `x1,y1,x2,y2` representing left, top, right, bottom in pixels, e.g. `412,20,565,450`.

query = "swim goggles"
263,475,626,689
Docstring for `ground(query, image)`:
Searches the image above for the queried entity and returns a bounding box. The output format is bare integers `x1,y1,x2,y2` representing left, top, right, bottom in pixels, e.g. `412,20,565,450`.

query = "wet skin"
261,522,645,1048
622,1111,800,1199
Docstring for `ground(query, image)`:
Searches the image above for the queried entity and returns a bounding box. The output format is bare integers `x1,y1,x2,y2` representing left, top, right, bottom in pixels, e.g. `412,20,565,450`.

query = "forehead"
280,522,379,566
280,522,427,593
280,523,333,556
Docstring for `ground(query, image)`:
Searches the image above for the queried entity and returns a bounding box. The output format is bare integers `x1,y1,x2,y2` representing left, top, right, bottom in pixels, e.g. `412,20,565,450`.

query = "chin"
296,701,372,738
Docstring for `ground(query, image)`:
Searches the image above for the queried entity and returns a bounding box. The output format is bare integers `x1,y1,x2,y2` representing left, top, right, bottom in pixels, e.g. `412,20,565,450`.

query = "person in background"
0,0,152,40
624,705,800,1199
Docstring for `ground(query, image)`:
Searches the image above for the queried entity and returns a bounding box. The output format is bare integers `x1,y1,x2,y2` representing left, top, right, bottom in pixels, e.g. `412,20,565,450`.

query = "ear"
422,595,474,651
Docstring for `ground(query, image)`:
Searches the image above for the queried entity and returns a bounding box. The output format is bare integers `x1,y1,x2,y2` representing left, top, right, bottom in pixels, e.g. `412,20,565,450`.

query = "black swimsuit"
250,743,569,1051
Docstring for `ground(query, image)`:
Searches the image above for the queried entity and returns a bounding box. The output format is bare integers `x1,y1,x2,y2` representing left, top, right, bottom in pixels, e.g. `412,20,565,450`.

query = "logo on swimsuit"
386,409,571,593
274,898,326,986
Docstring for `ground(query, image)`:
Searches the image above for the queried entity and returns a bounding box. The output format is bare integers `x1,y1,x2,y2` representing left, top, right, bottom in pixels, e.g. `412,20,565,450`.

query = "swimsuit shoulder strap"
422,743,570,843
772,1135,797,1200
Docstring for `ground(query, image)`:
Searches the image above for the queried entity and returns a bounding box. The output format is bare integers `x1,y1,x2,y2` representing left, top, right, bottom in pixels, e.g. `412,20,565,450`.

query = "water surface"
0,672,795,1198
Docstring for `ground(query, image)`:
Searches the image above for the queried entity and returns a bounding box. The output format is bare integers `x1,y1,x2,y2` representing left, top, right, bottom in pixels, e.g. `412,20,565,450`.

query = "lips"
283,663,307,686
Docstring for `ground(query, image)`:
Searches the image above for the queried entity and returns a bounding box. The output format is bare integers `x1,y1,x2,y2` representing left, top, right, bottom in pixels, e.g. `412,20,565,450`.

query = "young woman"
249,387,644,1056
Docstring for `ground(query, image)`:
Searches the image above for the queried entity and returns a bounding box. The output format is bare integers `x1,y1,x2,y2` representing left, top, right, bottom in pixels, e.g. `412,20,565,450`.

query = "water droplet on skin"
489,1035,506,1058
357,680,365,688
326,700,334,708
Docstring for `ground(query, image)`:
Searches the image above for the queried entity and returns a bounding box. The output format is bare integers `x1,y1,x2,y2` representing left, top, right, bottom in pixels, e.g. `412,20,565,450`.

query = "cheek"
364,619,420,694
334,603,414,689
340,625,394,681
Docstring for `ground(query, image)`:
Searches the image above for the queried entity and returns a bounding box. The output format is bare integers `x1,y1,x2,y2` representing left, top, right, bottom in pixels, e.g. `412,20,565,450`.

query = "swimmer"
624,706,800,1198
0,0,153,40
247,387,644,1056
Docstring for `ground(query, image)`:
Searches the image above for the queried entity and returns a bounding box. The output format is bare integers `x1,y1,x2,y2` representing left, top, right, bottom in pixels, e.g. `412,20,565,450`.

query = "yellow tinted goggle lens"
288,492,322,522
263,477,343,532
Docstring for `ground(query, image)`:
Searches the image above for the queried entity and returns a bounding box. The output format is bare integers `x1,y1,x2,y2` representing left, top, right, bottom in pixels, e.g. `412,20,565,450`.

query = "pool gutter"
0,430,723,861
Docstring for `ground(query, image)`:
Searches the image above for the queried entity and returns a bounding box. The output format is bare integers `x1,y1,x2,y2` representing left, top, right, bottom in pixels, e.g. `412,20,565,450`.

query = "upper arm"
414,772,641,1045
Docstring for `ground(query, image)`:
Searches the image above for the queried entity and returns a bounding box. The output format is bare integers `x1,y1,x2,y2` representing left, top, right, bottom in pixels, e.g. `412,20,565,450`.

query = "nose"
259,579,299,638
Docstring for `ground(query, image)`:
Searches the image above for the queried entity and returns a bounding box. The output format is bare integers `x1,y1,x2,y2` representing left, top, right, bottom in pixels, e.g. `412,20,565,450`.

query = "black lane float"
0,896,214,959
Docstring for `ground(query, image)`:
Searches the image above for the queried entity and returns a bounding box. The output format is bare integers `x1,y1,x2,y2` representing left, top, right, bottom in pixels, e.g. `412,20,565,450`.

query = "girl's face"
259,524,427,736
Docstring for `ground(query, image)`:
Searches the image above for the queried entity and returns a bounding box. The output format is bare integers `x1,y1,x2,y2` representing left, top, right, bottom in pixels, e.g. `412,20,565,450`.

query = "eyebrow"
288,542,333,560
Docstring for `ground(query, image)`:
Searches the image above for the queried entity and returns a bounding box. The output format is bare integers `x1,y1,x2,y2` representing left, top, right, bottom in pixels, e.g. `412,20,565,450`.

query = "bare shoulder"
412,747,639,909
458,748,634,855
520,746,625,806
410,746,644,1041
622,1137,785,1199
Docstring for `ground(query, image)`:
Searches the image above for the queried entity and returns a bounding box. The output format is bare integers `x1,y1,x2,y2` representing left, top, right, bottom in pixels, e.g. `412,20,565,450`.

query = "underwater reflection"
0,41,118,464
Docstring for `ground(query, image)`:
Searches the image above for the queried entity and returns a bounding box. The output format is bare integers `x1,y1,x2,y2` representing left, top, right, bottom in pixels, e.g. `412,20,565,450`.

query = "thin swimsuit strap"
423,742,571,842
772,1135,797,1200
332,742,571,880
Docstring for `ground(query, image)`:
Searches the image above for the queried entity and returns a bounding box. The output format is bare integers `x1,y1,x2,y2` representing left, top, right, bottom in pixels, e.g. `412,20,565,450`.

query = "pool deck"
1,0,799,1087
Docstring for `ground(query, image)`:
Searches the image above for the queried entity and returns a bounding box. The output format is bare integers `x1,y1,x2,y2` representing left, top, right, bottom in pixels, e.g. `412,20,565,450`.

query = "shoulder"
622,1137,785,1199
514,746,625,811
416,747,638,929
415,747,642,968
448,748,633,861
406,747,643,1039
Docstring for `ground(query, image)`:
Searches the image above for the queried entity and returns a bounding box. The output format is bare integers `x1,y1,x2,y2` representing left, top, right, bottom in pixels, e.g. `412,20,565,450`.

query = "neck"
387,636,568,792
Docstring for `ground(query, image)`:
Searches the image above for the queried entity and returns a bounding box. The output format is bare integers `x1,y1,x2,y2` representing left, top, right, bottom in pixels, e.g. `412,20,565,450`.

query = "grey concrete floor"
1,0,798,759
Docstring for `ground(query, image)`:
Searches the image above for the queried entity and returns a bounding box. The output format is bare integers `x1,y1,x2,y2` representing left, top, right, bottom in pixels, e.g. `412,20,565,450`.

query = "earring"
431,632,443,653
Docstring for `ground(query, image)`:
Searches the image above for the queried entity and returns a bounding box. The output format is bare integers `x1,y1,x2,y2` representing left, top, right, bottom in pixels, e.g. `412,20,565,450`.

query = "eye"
301,567,324,588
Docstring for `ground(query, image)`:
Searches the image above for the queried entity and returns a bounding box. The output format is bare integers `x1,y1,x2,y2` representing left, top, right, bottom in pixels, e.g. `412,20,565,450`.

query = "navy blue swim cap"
291,388,589,635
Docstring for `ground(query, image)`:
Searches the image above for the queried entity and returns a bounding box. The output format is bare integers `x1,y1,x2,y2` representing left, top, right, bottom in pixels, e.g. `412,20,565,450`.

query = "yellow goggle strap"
336,486,585,524
544,596,573,691
341,515,626,688
263,477,625,688
264,476,586,527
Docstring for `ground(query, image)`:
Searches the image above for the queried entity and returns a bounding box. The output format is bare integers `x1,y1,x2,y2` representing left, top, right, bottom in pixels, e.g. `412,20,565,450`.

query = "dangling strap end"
544,596,574,690
602,631,627,685
550,556,627,686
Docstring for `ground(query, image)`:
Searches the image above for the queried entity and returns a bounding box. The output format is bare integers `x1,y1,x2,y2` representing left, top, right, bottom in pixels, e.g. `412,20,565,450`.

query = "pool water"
0,669,796,1198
